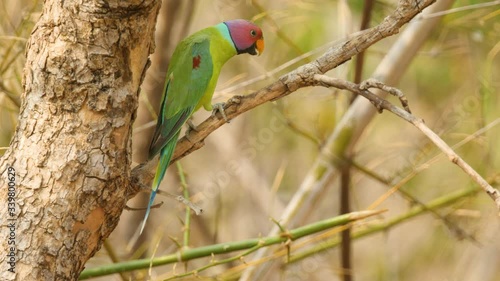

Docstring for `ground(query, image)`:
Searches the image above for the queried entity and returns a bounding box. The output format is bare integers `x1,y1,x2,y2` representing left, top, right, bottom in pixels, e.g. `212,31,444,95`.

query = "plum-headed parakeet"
140,19,264,233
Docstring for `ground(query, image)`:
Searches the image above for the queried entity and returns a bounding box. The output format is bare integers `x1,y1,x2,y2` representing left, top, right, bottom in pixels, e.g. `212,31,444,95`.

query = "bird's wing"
148,36,213,159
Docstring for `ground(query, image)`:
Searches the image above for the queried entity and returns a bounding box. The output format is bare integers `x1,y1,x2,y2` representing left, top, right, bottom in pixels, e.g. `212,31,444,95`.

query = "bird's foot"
185,119,199,142
187,119,198,131
212,102,229,123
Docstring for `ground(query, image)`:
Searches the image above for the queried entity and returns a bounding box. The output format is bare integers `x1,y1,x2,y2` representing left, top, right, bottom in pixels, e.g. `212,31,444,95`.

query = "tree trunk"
0,0,161,279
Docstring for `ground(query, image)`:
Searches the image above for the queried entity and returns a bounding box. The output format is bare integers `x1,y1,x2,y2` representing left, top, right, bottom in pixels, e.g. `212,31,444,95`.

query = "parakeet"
140,19,264,234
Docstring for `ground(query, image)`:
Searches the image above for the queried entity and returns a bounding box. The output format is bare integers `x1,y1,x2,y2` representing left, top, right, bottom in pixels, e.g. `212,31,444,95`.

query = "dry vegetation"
1,0,500,280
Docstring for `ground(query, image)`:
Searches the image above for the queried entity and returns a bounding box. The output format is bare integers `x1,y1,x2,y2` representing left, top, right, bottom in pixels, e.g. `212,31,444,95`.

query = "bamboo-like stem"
103,241,128,281
215,185,481,279
176,162,191,250
79,210,382,279
287,186,480,263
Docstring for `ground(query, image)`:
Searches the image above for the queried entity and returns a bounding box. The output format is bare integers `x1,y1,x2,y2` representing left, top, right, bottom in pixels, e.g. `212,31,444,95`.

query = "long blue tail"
139,134,179,234
139,187,158,235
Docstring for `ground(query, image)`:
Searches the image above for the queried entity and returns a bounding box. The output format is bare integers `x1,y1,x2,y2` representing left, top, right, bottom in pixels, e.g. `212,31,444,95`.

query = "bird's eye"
250,29,257,37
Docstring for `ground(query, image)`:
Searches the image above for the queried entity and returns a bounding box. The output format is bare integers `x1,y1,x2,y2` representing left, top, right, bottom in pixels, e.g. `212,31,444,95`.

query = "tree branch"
313,75,500,210
128,0,436,197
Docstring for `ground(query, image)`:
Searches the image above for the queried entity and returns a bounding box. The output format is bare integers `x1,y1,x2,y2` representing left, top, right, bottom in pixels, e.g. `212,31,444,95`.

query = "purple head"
223,19,264,56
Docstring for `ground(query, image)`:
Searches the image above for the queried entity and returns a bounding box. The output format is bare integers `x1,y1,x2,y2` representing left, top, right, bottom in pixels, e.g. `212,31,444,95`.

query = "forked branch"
313,74,500,211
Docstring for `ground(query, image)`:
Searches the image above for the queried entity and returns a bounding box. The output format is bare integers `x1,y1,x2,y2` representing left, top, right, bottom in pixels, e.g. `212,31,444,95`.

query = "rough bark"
0,0,161,280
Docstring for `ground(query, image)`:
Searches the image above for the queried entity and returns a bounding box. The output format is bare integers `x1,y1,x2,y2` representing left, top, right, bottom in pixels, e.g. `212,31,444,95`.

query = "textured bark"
0,0,161,280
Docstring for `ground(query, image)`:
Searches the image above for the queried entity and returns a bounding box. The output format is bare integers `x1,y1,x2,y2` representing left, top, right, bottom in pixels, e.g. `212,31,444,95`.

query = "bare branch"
313,74,500,211
360,78,411,113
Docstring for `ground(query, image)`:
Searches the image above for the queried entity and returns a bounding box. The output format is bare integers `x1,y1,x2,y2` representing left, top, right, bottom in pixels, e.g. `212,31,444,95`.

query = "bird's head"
224,19,264,56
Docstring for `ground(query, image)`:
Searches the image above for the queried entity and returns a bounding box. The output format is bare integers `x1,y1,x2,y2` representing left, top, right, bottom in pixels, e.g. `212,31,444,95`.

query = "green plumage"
140,25,238,234
149,29,236,158
140,19,263,234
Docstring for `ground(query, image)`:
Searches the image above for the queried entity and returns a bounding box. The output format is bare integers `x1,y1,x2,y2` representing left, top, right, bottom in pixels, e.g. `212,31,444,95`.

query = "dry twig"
313,74,500,210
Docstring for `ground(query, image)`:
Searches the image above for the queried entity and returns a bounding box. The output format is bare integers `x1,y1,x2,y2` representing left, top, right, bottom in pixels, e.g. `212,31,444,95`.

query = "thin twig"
415,1,500,20
313,74,500,211
360,78,411,113
349,158,479,243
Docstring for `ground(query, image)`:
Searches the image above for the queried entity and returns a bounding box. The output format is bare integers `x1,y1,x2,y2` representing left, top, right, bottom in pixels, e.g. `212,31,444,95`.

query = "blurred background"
1,0,499,280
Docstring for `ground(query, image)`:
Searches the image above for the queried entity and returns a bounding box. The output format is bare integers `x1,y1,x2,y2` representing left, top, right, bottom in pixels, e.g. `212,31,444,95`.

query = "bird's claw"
185,119,198,142
212,102,229,123
186,119,198,132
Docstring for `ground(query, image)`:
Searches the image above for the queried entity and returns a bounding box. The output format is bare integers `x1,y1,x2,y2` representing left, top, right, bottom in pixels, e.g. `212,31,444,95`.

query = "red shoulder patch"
193,55,201,69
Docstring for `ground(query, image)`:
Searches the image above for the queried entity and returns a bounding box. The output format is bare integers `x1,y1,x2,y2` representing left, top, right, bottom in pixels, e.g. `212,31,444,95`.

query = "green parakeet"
140,19,264,234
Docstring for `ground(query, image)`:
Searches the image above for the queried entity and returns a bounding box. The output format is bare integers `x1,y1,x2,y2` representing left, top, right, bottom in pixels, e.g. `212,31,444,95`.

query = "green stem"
176,162,191,249
103,240,128,281
164,244,263,280
288,186,480,263
79,210,380,279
